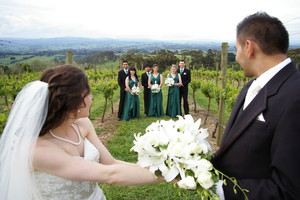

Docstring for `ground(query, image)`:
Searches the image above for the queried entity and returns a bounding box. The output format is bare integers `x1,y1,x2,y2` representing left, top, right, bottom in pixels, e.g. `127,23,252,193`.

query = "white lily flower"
164,164,180,182
197,171,214,189
175,115,185,132
193,160,213,178
183,114,195,130
177,176,197,190
137,154,162,167
196,128,209,140
167,141,187,158
197,140,212,154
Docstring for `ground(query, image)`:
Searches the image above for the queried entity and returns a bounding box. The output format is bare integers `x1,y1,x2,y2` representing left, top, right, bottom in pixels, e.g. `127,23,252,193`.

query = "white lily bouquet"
165,77,174,87
131,84,140,95
151,82,161,93
131,115,249,199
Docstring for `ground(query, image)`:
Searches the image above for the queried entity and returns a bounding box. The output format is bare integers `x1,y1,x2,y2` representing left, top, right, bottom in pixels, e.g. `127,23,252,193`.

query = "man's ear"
245,40,256,59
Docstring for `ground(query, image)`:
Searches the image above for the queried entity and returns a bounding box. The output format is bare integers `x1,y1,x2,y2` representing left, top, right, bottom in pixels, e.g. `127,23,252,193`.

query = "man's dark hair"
237,12,289,55
144,64,151,69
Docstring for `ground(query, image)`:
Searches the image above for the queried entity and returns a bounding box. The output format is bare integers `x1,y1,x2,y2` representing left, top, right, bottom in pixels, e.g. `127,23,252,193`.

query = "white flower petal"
164,165,180,182
177,176,197,190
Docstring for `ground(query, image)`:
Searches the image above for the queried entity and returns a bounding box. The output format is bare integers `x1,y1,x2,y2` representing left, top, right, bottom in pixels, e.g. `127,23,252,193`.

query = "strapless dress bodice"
34,138,106,200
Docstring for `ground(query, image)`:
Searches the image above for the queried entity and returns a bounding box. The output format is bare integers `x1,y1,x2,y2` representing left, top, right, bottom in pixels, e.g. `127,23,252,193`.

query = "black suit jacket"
141,72,149,88
118,69,127,90
212,62,300,199
177,68,191,89
141,72,151,114
117,69,128,118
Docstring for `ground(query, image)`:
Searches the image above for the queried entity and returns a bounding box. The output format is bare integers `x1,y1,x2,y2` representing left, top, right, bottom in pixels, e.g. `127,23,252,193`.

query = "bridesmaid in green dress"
147,64,164,117
166,64,182,117
122,67,140,120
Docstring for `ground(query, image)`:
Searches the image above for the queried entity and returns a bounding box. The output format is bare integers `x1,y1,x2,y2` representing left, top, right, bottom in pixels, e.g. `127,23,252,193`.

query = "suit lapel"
217,62,297,156
220,80,252,145
219,89,267,153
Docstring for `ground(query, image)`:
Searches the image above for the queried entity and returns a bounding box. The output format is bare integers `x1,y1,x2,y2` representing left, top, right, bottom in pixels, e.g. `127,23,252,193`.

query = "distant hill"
0,37,238,53
1,37,299,54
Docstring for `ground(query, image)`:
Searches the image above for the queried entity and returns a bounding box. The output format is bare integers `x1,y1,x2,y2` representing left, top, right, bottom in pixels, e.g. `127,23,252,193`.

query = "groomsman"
177,60,191,115
117,61,129,120
141,64,151,115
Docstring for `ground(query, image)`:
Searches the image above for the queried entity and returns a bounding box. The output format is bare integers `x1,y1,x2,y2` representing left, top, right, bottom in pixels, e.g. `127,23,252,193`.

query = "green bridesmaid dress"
122,79,140,120
147,74,164,117
166,73,181,117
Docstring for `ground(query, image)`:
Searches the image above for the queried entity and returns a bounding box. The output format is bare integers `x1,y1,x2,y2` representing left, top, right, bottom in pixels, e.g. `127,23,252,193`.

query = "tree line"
1,48,299,75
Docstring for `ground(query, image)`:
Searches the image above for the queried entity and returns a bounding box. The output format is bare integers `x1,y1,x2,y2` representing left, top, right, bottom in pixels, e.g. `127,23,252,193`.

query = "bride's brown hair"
39,64,90,136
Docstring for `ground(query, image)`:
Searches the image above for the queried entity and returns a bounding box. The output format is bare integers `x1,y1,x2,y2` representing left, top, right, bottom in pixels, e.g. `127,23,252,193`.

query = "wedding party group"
117,60,191,121
0,12,300,200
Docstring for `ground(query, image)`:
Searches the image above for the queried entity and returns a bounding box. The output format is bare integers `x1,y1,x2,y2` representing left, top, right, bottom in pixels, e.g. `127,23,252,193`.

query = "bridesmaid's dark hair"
128,67,139,82
39,64,90,136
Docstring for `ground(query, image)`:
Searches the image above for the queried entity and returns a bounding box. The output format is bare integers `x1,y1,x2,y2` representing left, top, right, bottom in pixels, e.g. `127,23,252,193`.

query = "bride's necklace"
49,125,82,146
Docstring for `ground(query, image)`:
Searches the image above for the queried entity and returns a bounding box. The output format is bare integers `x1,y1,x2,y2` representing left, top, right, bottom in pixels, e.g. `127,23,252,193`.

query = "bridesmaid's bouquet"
165,77,174,87
131,84,140,95
131,115,249,200
151,83,161,93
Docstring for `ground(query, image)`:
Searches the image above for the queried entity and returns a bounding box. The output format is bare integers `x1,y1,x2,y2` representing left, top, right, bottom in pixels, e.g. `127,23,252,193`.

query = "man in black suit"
141,64,151,115
211,12,300,199
117,61,129,120
177,60,191,115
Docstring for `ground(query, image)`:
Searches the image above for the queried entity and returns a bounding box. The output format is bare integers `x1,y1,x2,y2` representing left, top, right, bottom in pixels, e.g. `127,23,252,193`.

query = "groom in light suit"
211,12,300,199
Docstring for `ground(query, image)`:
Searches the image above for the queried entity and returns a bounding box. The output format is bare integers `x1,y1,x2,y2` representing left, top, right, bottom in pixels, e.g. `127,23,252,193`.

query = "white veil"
0,81,49,200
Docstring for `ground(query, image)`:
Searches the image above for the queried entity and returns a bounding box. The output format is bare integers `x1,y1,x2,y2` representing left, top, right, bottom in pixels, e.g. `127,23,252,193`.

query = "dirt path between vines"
92,101,221,152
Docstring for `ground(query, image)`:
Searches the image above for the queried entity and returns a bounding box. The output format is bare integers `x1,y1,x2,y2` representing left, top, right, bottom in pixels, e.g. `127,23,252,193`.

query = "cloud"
0,0,299,44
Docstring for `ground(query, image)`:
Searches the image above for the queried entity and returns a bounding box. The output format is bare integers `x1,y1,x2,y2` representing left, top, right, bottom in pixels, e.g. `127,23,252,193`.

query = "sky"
0,0,299,44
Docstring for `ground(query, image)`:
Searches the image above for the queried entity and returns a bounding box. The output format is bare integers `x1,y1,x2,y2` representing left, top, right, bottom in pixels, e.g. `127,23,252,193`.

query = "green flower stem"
213,167,249,200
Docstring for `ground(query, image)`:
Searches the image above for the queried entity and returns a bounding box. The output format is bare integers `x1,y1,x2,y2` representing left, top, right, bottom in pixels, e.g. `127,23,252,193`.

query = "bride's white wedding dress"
34,138,106,200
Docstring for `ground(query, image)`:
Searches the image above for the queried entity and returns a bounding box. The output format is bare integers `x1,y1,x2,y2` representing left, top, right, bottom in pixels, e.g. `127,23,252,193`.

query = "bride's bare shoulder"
75,117,93,127
74,117,94,137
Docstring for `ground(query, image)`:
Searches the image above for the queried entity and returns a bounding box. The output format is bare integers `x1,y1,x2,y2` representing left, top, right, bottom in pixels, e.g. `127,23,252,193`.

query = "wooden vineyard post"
66,50,73,64
215,61,219,84
217,42,228,146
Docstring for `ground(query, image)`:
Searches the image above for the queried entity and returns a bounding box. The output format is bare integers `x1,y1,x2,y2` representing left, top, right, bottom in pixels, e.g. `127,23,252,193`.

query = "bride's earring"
77,109,80,113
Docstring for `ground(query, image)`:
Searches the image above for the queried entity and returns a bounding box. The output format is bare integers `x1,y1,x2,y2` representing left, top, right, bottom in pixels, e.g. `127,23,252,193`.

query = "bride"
0,64,163,200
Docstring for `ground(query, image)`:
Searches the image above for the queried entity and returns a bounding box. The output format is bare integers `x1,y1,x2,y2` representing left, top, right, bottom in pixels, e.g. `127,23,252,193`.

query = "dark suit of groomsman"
141,64,151,115
117,62,129,120
177,60,191,115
